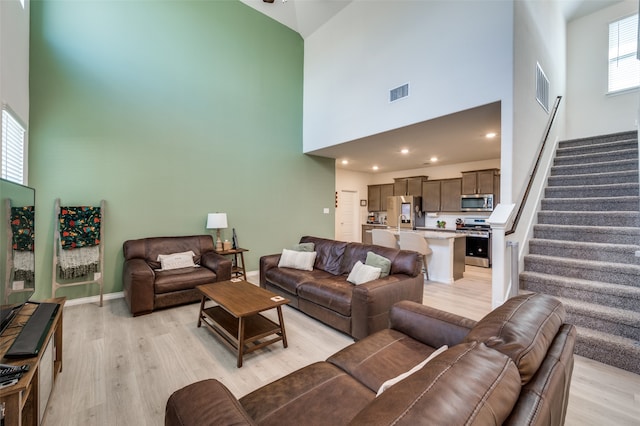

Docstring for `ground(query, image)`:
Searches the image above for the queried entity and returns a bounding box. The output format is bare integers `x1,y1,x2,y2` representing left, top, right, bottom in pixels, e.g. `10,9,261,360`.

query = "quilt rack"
51,198,105,306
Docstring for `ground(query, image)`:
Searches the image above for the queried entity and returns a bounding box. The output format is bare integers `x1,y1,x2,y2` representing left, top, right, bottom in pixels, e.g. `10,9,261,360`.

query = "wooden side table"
215,248,248,280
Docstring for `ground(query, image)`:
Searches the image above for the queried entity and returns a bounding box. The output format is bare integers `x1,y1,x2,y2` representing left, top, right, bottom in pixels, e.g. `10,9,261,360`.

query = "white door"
339,190,359,242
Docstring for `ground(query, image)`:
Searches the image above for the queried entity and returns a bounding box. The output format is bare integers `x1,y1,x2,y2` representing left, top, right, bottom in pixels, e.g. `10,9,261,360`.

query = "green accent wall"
29,0,335,300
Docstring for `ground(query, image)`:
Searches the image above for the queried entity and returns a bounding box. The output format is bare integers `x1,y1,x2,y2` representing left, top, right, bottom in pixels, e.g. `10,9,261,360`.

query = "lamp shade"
206,213,228,229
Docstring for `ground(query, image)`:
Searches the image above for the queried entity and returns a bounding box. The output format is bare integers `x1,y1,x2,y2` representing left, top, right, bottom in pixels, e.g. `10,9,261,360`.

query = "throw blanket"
58,206,101,279
10,206,35,286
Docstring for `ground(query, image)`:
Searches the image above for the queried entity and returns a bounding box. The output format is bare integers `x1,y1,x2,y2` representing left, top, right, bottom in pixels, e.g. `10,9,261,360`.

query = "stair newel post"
487,203,516,309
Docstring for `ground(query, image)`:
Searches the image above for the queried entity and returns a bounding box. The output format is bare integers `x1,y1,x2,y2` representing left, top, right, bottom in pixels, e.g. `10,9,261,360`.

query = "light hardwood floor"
43,267,640,425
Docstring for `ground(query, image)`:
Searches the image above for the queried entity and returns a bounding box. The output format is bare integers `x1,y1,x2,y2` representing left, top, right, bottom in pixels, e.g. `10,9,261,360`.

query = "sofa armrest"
259,254,281,288
122,258,155,316
200,251,232,281
165,379,256,426
351,274,424,340
389,300,477,348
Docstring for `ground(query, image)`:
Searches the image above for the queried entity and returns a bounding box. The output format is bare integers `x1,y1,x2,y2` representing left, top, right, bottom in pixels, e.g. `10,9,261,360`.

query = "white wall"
566,0,639,139
303,1,514,170
0,0,30,183
0,0,30,126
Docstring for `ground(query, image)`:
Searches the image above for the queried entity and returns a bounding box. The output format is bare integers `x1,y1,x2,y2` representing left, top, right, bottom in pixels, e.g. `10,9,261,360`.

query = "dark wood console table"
0,297,65,426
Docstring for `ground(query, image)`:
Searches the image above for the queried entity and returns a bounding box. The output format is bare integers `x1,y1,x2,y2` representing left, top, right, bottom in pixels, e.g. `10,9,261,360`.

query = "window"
1,107,26,184
608,14,640,93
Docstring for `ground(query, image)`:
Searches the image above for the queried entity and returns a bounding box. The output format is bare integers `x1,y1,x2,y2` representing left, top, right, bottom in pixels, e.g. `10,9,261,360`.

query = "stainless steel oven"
456,218,491,268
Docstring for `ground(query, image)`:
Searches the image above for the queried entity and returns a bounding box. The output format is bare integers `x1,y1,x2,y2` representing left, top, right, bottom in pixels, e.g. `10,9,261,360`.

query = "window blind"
1,107,26,184
608,14,640,93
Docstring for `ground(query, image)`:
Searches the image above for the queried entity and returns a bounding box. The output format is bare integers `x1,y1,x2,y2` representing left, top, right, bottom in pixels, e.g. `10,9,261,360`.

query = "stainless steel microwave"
460,194,494,212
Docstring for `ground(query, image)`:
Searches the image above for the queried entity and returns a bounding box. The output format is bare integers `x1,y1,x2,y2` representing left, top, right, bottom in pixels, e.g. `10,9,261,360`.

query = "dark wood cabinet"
441,178,462,211
461,169,498,195
422,179,461,212
393,176,427,196
367,184,394,211
421,181,441,212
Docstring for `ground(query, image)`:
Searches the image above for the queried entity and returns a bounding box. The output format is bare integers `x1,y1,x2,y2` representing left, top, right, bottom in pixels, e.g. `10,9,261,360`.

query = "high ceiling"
240,0,622,173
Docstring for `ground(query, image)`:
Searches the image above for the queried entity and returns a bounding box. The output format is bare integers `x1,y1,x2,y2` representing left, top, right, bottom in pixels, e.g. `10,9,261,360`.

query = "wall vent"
536,63,550,113
390,83,409,102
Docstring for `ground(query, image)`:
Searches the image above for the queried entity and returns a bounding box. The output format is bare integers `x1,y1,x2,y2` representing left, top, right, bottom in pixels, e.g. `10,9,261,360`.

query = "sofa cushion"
277,249,317,271
463,293,566,385
347,261,381,285
328,329,436,393
300,236,347,275
348,341,522,425
298,278,353,317
340,243,398,275
154,267,217,294
264,267,333,295
240,362,374,426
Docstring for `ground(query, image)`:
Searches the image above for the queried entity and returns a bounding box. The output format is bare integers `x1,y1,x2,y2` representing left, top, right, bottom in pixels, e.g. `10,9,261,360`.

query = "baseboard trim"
62,270,260,307
64,291,124,307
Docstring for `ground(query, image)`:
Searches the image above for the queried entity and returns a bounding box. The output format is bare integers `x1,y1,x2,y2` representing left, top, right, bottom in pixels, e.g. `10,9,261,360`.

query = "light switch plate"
323,208,330,214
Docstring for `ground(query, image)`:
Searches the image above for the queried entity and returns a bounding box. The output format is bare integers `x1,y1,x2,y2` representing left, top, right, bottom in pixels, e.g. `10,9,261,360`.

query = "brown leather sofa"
165,293,576,426
260,236,424,340
122,235,231,316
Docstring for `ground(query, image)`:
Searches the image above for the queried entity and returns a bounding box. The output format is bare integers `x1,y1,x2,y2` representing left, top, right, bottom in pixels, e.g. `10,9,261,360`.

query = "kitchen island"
362,227,466,284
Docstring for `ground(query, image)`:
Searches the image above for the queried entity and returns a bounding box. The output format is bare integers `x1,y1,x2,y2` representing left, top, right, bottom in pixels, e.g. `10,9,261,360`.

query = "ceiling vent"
536,63,550,113
390,83,409,103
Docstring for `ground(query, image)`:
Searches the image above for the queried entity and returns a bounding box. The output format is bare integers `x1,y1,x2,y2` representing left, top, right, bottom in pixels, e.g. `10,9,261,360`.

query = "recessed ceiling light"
401,148,409,154
372,165,379,171
430,157,438,162
341,160,349,165
486,132,497,139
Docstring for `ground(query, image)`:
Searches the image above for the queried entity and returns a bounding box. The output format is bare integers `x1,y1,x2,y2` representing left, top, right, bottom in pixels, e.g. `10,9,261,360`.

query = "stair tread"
557,139,638,154
525,253,640,272
529,238,640,252
575,326,640,348
520,271,640,297
534,223,640,234
542,195,640,201
556,297,640,324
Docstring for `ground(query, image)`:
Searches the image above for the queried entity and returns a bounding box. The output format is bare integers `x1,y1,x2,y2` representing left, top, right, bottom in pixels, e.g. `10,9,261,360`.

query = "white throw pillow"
376,345,449,397
157,251,196,271
347,261,381,285
278,248,317,271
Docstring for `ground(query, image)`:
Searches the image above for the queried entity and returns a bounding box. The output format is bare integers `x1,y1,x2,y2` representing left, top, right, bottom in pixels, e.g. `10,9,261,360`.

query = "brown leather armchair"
122,235,231,316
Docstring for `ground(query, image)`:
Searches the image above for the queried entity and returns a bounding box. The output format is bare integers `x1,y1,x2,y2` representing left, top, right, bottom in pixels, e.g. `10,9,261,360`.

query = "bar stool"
398,232,432,280
371,229,398,249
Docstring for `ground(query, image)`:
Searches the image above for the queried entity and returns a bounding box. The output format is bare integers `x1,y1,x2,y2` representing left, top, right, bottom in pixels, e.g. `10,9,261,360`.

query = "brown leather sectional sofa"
165,293,576,425
122,235,231,316
259,236,424,340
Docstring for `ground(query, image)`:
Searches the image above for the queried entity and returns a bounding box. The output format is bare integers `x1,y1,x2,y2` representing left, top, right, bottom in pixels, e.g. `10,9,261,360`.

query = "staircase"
520,130,640,374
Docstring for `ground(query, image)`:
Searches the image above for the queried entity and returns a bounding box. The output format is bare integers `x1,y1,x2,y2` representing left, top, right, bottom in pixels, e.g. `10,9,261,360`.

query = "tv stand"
0,297,65,426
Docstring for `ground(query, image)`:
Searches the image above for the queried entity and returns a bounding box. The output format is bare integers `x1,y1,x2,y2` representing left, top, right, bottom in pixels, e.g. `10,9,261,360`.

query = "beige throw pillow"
347,261,381,285
376,345,449,397
278,248,317,271
156,251,196,271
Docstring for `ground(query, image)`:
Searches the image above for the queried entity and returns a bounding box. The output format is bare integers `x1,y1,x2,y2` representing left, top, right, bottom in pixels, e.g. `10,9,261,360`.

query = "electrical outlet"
12,281,24,290
94,272,102,280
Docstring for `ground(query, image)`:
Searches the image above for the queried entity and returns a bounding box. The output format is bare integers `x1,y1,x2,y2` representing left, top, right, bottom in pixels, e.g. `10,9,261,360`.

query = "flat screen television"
0,178,35,335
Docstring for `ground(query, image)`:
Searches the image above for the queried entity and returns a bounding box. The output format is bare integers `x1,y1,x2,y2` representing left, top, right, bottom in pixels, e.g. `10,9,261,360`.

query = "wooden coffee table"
196,280,289,368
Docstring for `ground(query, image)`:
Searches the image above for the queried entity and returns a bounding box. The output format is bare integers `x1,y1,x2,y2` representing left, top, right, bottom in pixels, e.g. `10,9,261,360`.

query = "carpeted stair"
520,130,640,375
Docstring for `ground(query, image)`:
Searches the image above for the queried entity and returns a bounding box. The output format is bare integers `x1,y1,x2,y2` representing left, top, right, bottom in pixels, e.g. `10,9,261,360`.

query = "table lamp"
206,213,228,251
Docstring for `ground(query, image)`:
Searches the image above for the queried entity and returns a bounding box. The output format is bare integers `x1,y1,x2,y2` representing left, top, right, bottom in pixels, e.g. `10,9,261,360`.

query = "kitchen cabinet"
461,169,499,195
441,178,462,211
394,176,427,196
367,184,394,211
421,178,461,212
421,181,441,212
